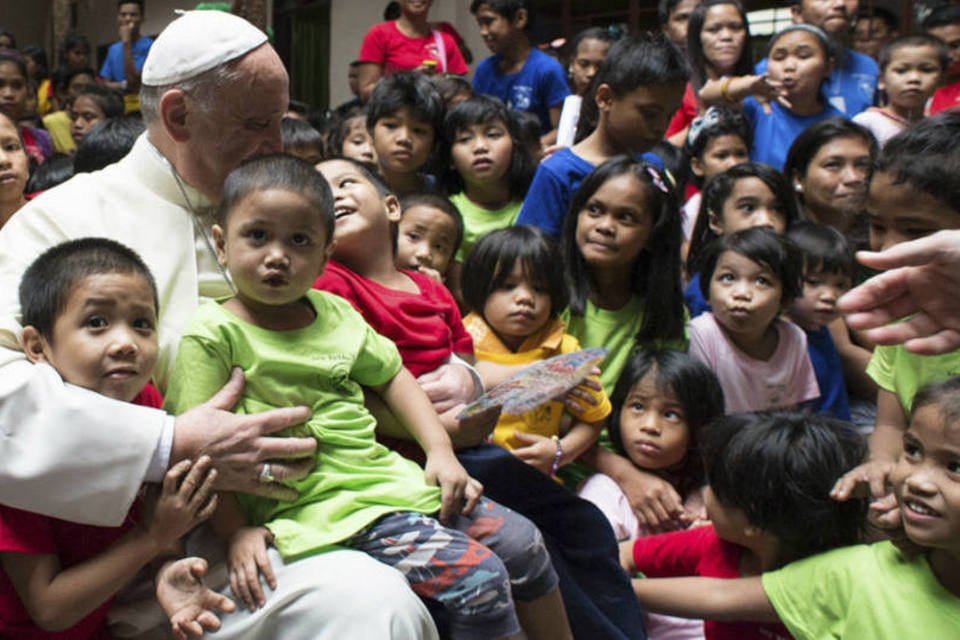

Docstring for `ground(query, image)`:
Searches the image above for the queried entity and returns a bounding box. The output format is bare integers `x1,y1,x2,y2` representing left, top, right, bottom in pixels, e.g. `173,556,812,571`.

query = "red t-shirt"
665,82,699,138
632,525,792,640
314,260,473,377
929,80,960,115
358,21,468,75
0,385,159,639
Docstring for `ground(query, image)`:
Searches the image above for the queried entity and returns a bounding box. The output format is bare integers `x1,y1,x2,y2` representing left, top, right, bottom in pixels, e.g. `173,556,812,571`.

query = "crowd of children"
3,0,960,638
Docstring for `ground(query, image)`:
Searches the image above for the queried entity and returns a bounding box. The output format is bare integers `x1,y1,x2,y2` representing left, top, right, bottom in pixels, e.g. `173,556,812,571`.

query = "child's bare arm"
0,458,216,632
631,576,779,622
373,368,480,521
828,317,878,400
512,419,602,474
211,491,277,612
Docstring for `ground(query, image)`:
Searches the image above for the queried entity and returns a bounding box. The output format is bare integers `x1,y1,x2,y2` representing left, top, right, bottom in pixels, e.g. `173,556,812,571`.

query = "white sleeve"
0,357,167,526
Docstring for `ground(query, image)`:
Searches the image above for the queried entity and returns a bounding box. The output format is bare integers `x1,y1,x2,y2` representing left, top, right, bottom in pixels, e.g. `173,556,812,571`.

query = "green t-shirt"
763,541,960,639
164,290,441,561
866,343,960,414
450,191,522,262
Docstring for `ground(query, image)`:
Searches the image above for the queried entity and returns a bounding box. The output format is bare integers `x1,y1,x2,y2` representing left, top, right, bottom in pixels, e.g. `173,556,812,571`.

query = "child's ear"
383,194,402,223
513,8,528,30
20,326,49,364
595,83,614,112
159,89,190,142
707,208,724,235
690,156,705,178
211,224,228,268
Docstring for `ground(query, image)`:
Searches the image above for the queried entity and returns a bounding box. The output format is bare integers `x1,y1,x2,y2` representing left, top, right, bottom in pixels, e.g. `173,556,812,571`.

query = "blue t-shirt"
756,49,877,117
806,325,852,421
683,272,711,319
516,148,663,237
742,97,846,171
99,36,154,83
473,49,570,134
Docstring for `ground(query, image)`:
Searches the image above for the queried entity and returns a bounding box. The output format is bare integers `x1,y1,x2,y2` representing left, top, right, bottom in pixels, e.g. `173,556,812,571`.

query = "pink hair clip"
646,166,669,194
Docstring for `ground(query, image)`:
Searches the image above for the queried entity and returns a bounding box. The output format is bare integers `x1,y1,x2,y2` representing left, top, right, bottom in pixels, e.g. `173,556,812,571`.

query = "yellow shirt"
463,313,612,450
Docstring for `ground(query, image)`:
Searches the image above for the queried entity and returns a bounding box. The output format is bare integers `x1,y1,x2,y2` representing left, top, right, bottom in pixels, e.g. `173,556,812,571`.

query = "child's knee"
465,500,558,601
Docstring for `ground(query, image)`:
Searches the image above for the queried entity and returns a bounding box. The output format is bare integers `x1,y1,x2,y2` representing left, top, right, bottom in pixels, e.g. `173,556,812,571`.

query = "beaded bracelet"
550,435,563,476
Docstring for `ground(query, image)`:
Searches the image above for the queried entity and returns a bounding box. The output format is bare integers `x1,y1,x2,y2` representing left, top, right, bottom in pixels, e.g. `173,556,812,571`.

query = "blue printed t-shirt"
473,48,570,134
683,272,711,319
742,97,845,171
516,148,664,238
756,48,877,116
99,36,154,83
806,325,851,421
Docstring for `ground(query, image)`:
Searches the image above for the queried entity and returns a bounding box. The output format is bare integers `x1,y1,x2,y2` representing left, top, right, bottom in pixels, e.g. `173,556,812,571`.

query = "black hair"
400,193,465,258
923,4,960,31
856,6,899,32
912,376,960,426
74,84,125,119
220,154,335,241
687,162,798,277
698,226,803,304
280,116,324,155
118,0,144,9
287,99,310,117
567,26,616,61
463,224,567,319
384,1,400,21
59,32,90,62
20,238,158,341
562,156,685,343
649,141,689,197
608,348,724,498
575,33,689,143
25,154,74,194
876,110,960,214
430,73,474,108
685,105,751,160
21,45,48,80
327,106,375,165
704,411,867,561
783,117,878,189
441,95,534,200
469,0,534,28
367,71,445,135
60,66,97,92
511,109,542,158
0,48,28,80
321,155,392,197
73,116,144,173
878,34,949,73
686,0,753,91
767,23,837,62
787,220,853,278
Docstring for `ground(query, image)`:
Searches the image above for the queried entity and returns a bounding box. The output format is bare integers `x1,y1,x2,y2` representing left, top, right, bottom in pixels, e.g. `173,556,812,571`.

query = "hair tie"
686,106,723,152
645,165,669,194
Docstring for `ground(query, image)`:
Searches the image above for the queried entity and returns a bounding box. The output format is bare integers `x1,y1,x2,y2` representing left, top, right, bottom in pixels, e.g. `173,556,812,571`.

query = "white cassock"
0,134,438,639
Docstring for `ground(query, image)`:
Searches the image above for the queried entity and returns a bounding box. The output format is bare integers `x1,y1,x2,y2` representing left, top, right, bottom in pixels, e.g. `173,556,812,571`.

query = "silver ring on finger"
259,462,276,484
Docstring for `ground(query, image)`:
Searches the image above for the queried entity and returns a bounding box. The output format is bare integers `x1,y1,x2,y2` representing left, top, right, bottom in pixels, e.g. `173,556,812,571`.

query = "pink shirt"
688,314,819,413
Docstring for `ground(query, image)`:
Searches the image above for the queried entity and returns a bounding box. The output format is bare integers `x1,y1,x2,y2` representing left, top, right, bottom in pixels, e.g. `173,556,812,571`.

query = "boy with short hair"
853,6,899,61
280,116,325,165
470,0,569,145
366,71,444,196
2,237,220,639
923,5,960,114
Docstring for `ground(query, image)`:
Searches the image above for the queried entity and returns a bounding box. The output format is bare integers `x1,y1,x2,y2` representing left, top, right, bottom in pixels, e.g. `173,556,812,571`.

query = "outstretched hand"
157,557,236,640
838,230,960,355
172,368,316,501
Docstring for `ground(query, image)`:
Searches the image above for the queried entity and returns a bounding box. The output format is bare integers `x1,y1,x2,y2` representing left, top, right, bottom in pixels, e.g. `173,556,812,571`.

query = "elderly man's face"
183,45,289,202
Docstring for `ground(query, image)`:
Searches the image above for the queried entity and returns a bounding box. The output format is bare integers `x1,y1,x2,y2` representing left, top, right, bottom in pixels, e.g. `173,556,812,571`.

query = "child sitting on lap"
2,238,220,639
164,154,554,640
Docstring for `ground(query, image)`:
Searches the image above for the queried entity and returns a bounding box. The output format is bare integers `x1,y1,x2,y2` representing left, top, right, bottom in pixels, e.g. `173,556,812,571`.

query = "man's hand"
157,557,236,640
418,364,476,413
839,230,960,355
171,368,315,501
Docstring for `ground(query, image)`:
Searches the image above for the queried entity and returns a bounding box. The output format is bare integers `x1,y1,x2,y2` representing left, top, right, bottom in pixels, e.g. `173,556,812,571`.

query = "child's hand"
425,450,480,523
143,457,218,550
157,557,236,640
413,265,445,283
227,526,277,611
749,74,791,113
562,367,603,414
511,431,558,476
